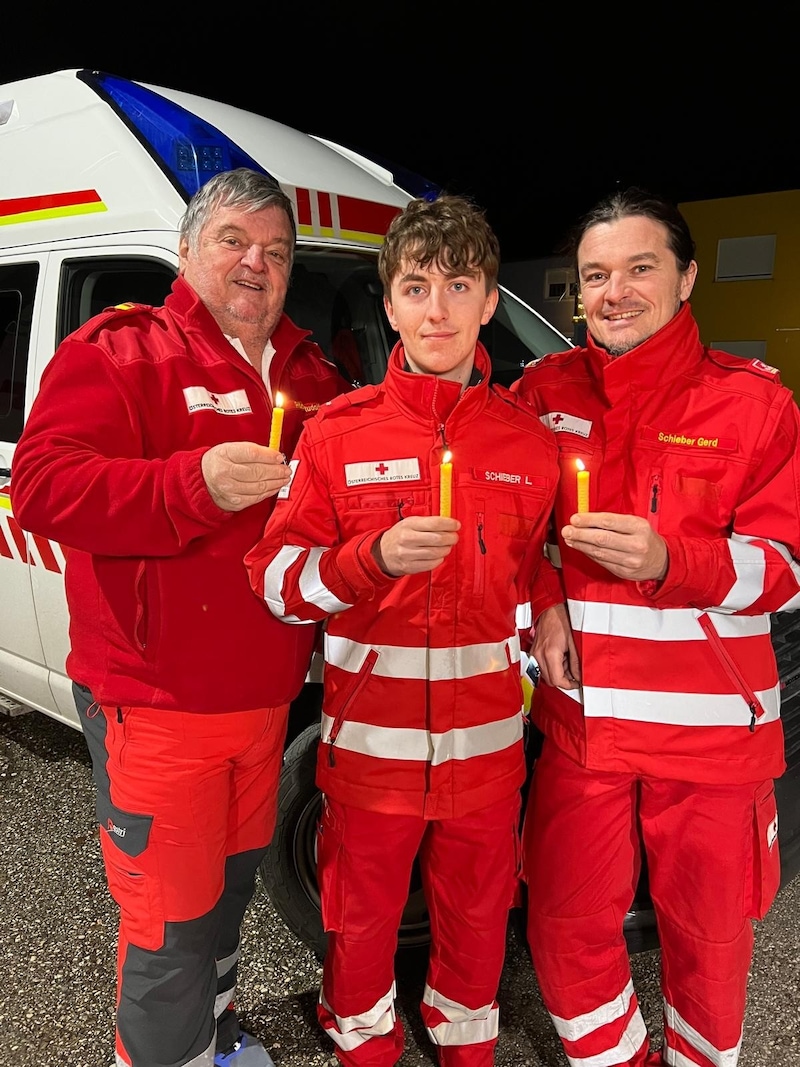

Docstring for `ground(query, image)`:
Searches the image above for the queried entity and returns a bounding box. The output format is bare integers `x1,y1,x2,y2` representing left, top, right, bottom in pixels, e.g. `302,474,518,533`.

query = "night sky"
3,19,791,263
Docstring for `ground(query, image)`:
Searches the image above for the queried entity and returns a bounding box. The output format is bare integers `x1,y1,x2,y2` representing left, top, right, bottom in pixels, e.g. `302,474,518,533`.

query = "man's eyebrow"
210,223,292,246
580,251,661,273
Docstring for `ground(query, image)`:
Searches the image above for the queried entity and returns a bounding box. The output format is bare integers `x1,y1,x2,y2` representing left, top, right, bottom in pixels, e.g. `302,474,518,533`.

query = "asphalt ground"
1,709,798,1067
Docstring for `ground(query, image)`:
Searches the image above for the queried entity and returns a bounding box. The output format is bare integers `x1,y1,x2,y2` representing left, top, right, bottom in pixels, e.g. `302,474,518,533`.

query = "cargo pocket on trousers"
747,780,781,920
96,792,164,951
317,796,346,934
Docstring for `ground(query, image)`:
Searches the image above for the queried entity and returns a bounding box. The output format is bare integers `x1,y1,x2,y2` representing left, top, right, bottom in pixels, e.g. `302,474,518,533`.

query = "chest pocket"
336,487,428,537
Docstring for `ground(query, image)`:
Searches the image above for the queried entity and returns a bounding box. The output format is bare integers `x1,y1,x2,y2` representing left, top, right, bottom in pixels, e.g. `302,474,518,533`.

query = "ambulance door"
0,255,56,716
29,247,177,726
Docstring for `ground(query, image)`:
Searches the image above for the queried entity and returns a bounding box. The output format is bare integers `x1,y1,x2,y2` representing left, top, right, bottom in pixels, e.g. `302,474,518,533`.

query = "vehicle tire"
259,722,432,964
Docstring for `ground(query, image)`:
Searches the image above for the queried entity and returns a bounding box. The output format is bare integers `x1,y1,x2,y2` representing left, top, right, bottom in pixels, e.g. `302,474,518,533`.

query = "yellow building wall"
679,190,800,399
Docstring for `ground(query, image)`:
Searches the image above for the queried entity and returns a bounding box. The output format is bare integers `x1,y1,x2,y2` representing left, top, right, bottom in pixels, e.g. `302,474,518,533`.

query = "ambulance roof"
0,69,418,249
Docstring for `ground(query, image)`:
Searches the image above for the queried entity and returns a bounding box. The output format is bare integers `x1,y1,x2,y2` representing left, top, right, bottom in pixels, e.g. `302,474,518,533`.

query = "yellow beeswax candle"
576,458,590,514
439,451,453,517
269,392,285,451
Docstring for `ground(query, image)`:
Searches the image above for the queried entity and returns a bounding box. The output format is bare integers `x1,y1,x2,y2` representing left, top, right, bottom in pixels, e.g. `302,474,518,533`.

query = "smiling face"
178,203,293,345
384,260,498,387
578,215,697,355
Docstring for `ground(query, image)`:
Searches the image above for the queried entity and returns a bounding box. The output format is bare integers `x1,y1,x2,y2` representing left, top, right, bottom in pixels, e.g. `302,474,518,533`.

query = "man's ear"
680,260,698,302
384,295,398,332
177,236,190,276
481,287,500,325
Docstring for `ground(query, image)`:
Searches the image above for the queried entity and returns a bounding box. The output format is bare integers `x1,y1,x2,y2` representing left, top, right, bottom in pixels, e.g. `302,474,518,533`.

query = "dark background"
3,18,792,262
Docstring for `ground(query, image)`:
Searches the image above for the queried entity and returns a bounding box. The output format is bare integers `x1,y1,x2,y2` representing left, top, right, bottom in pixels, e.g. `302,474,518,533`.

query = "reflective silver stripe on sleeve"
324,634,520,679
263,544,351,623
567,599,771,640
761,536,800,611
423,983,498,1047
516,602,532,630
320,711,523,763
716,533,768,612
298,546,353,614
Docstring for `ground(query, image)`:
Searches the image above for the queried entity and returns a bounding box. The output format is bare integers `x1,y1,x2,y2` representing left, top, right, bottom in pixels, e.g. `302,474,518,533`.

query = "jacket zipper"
474,509,486,595
133,561,148,650
327,647,380,765
648,471,662,533
697,612,765,731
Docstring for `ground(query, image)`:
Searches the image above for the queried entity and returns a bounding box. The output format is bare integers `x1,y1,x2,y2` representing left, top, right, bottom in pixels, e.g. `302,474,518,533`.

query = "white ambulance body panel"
0,68,568,730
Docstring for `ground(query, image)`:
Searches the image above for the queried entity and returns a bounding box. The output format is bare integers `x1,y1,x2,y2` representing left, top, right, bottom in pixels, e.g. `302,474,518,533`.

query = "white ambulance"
2,69,798,963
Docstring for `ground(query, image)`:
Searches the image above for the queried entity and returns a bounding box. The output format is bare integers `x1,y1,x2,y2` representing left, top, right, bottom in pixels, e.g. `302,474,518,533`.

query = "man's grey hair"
179,168,297,265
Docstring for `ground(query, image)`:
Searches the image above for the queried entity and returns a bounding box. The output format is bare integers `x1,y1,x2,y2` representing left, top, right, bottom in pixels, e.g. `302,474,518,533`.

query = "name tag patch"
540,412,592,438
641,426,737,451
344,458,421,486
183,386,252,416
473,468,547,488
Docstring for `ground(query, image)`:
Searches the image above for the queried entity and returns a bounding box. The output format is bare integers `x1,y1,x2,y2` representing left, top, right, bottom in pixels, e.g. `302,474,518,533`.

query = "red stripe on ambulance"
337,196,400,237
0,189,103,218
32,534,61,573
5,517,28,561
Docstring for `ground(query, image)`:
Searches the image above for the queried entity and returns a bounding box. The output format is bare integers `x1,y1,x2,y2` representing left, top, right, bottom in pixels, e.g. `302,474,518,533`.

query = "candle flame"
275,392,284,409
442,450,452,464
576,458,586,472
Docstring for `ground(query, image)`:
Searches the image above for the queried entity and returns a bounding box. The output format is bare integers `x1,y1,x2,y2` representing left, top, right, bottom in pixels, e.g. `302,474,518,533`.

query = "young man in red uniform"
11,168,349,1067
514,188,800,1067
246,195,559,1066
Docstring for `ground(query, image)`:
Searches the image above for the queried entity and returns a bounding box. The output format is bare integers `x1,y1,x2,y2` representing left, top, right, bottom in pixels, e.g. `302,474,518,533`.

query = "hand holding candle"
269,392,285,451
439,450,453,517
576,459,590,513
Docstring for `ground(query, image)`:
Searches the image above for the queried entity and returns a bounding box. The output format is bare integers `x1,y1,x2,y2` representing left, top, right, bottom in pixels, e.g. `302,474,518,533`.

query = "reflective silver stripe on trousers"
263,545,352,623
324,633,520,678
555,1007,647,1067
321,711,524,764
663,998,742,1067
319,983,396,1052
550,978,635,1042
560,682,781,726
423,983,499,1047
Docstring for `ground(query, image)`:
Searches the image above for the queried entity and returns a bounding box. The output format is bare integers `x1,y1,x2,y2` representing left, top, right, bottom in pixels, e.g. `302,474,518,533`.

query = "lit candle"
439,450,453,517
576,458,590,514
269,392,285,451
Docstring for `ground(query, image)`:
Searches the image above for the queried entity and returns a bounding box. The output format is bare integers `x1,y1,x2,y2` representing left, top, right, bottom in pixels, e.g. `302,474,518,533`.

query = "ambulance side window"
58,258,176,342
0,262,38,444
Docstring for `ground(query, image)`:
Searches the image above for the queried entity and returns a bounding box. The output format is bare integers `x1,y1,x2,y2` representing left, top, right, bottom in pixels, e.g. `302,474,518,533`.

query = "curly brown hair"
378,195,500,296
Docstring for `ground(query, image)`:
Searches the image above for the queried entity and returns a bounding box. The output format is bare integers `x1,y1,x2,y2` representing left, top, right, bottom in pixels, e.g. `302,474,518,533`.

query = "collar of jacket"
585,301,704,396
384,340,492,427
164,275,316,374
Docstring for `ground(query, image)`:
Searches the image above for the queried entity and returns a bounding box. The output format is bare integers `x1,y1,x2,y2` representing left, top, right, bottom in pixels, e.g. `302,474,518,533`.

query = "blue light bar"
78,70,274,201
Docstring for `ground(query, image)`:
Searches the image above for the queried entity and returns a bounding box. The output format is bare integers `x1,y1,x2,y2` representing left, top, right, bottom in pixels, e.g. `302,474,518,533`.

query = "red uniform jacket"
246,343,560,817
11,276,350,711
513,303,800,784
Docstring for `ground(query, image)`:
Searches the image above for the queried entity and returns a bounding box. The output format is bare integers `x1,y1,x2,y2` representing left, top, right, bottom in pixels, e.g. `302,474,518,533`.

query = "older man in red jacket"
11,168,349,1067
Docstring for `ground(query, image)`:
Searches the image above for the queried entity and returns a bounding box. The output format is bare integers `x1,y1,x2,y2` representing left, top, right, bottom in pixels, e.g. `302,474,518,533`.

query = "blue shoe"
214,1030,275,1067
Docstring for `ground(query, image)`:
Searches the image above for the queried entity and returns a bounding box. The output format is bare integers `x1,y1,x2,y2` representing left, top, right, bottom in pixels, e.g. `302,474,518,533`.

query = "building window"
544,268,578,301
710,340,767,361
715,236,776,281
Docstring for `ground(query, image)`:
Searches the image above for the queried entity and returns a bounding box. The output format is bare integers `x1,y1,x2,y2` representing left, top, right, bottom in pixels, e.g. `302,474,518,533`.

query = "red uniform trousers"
523,740,780,1067
76,683,289,1067
317,792,522,1067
